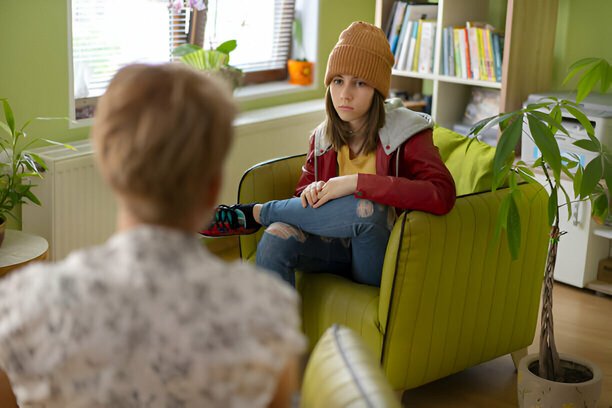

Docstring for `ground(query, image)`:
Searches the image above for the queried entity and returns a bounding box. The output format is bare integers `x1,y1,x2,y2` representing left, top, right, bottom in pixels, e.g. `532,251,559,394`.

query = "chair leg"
511,347,528,370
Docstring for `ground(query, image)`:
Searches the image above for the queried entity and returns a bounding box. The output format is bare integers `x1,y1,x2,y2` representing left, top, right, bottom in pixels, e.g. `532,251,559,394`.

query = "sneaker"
200,203,261,237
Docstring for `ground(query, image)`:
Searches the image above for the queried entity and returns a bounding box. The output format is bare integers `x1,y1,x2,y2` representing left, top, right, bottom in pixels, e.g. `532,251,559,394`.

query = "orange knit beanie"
324,21,394,98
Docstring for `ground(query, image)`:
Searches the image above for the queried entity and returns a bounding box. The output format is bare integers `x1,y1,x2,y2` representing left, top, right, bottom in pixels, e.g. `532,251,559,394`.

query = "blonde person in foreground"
0,64,305,407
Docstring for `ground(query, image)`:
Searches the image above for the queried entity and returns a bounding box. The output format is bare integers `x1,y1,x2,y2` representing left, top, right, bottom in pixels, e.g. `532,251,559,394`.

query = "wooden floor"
204,238,612,407
401,283,612,408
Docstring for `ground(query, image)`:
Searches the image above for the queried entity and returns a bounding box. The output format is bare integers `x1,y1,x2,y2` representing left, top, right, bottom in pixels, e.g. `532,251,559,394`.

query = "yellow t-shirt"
337,145,376,176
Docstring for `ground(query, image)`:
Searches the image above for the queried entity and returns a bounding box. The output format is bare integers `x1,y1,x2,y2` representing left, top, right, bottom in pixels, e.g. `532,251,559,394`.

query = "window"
69,0,300,120
204,0,295,84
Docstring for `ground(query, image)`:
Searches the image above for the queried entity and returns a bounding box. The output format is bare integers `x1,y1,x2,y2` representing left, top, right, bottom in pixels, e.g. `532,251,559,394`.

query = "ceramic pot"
517,353,602,408
288,59,314,86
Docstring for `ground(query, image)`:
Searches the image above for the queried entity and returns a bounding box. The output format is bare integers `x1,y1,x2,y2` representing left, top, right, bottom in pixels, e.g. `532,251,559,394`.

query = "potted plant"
471,58,611,407
173,40,243,90
0,99,74,246
287,16,314,86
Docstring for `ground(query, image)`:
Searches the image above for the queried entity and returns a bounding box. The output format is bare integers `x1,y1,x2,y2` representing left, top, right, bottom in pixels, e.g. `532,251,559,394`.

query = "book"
417,20,436,73
405,20,420,72
396,21,413,70
492,31,503,82
388,2,407,55
466,25,480,80
384,1,399,38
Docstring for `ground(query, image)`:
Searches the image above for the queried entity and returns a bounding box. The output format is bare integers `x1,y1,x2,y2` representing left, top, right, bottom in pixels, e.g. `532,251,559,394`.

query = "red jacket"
294,104,456,215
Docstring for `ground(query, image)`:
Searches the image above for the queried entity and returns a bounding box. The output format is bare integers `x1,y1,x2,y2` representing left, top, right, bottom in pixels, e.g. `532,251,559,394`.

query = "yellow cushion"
301,324,401,408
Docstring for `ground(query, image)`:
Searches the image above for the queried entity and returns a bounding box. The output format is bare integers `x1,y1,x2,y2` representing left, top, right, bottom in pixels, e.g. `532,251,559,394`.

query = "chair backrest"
432,126,496,196
237,127,495,259
238,154,307,262
301,324,401,408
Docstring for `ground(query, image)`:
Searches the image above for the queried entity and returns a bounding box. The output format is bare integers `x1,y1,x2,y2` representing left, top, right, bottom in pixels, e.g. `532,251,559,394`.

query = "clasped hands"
300,174,358,208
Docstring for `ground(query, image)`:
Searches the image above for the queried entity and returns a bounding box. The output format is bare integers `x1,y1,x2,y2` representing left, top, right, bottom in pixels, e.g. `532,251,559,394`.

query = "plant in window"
472,58,611,407
287,16,314,86
0,99,74,245
173,40,243,90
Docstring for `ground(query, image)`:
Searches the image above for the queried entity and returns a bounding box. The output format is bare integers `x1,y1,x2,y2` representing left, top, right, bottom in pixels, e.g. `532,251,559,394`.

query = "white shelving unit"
375,0,559,132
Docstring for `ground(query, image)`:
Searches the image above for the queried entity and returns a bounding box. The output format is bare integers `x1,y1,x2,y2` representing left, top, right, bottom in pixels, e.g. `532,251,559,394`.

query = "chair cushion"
433,126,495,196
297,273,382,357
301,324,401,408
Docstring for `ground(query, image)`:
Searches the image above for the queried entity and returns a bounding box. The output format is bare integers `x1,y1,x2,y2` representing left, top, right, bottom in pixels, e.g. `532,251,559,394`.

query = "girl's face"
329,75,375,131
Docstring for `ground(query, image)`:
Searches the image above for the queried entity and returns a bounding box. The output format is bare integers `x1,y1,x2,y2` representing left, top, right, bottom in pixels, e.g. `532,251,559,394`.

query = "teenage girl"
202,21,456,286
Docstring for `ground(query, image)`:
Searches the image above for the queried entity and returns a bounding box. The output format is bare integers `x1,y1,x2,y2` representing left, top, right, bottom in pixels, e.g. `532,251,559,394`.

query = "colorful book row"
441,23,504,82
385,2,438,74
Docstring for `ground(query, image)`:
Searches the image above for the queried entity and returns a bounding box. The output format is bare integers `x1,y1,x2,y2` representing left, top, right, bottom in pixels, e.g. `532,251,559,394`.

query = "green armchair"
238,127,549,392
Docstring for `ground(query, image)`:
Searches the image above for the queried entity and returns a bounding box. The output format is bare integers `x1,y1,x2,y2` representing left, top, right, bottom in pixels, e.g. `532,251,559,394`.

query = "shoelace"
213,205,241,231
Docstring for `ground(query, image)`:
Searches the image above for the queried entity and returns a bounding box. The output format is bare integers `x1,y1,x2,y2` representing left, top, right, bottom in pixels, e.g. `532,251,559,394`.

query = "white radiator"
22,140,117,261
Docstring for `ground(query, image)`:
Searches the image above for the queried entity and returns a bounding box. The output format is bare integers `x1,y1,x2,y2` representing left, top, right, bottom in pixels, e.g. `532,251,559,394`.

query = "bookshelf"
376,0,559,132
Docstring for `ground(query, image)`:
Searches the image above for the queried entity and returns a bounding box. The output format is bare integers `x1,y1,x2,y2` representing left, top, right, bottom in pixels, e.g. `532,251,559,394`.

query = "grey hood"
314,98,434,157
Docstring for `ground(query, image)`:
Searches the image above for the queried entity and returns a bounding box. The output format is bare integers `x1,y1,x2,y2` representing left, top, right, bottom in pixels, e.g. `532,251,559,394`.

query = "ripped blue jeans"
256,195,395,286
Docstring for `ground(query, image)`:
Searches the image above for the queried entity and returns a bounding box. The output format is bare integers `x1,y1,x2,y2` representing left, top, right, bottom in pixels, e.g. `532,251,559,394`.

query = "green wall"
0,0,375,143
2,0,611,143
552,0,612,90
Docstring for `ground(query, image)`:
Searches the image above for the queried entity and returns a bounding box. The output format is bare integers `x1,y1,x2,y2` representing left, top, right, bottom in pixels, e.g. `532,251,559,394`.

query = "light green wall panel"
0,0,89,144
552,0,612,91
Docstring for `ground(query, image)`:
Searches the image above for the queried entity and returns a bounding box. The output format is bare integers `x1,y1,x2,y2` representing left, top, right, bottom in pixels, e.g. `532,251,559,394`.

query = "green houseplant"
173,40,243,90
472,58,611,406
0,99,73,245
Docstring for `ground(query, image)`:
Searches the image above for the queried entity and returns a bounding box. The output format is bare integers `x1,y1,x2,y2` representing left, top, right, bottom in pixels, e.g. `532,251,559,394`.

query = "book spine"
467,26,480,80
412,20,424,72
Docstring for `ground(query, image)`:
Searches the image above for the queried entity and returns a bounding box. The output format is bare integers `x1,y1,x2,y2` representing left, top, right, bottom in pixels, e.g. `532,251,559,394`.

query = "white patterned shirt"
0,226,305,407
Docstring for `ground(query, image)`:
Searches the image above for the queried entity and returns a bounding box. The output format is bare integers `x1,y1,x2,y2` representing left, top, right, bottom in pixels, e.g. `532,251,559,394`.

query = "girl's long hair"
324,88,386,155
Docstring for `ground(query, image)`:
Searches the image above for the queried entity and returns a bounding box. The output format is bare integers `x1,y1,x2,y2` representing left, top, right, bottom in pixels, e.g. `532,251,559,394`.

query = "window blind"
204,0,295,73
71,0,188,99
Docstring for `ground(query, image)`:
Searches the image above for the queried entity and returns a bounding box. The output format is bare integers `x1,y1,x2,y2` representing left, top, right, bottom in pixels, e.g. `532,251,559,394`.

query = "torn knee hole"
356,200,374,218
265,222,306,242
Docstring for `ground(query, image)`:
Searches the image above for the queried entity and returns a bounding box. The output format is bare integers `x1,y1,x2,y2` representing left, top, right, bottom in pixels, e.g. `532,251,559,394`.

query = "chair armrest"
378,183,549,390
237,154,307,262
301,324,402,407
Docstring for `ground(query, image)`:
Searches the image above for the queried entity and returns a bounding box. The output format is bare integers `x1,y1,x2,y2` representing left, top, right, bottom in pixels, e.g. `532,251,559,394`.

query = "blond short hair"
92,63,235,225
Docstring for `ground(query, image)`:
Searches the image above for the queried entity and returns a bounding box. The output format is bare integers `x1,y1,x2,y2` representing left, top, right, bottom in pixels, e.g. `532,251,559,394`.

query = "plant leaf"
576,63,601,103
573,166,583,199
39,139,76,150
507,193,521,260
564,104,596,140
530,110,569,136
495,193,512,240
581,156,603,198
592,192,609,219
216,40,237,55
563,57,599,85
1,99,15,135
573,139,600,152
559,182,573,221
172,43,202,57
493,117,522,186
527,113,562,179
600,60,611,93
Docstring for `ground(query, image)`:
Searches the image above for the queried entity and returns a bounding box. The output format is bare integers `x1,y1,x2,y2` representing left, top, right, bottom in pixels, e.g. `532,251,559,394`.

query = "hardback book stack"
385,1,439,74
441,22,504,82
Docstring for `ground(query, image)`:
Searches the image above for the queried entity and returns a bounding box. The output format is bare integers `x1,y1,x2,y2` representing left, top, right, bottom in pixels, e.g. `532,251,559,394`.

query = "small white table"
0,230,49,277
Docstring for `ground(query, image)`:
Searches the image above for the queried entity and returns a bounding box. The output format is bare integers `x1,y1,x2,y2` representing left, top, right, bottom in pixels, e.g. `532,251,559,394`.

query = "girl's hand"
312,175,358,208
300,181,325,208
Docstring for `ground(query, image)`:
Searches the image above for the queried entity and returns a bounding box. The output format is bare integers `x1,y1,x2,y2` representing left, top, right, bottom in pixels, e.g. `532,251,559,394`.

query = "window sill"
234,98,324,128
234,80,318,102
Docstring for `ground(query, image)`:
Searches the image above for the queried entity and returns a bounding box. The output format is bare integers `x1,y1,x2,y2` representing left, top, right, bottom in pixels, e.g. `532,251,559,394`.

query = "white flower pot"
517,353,602,408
